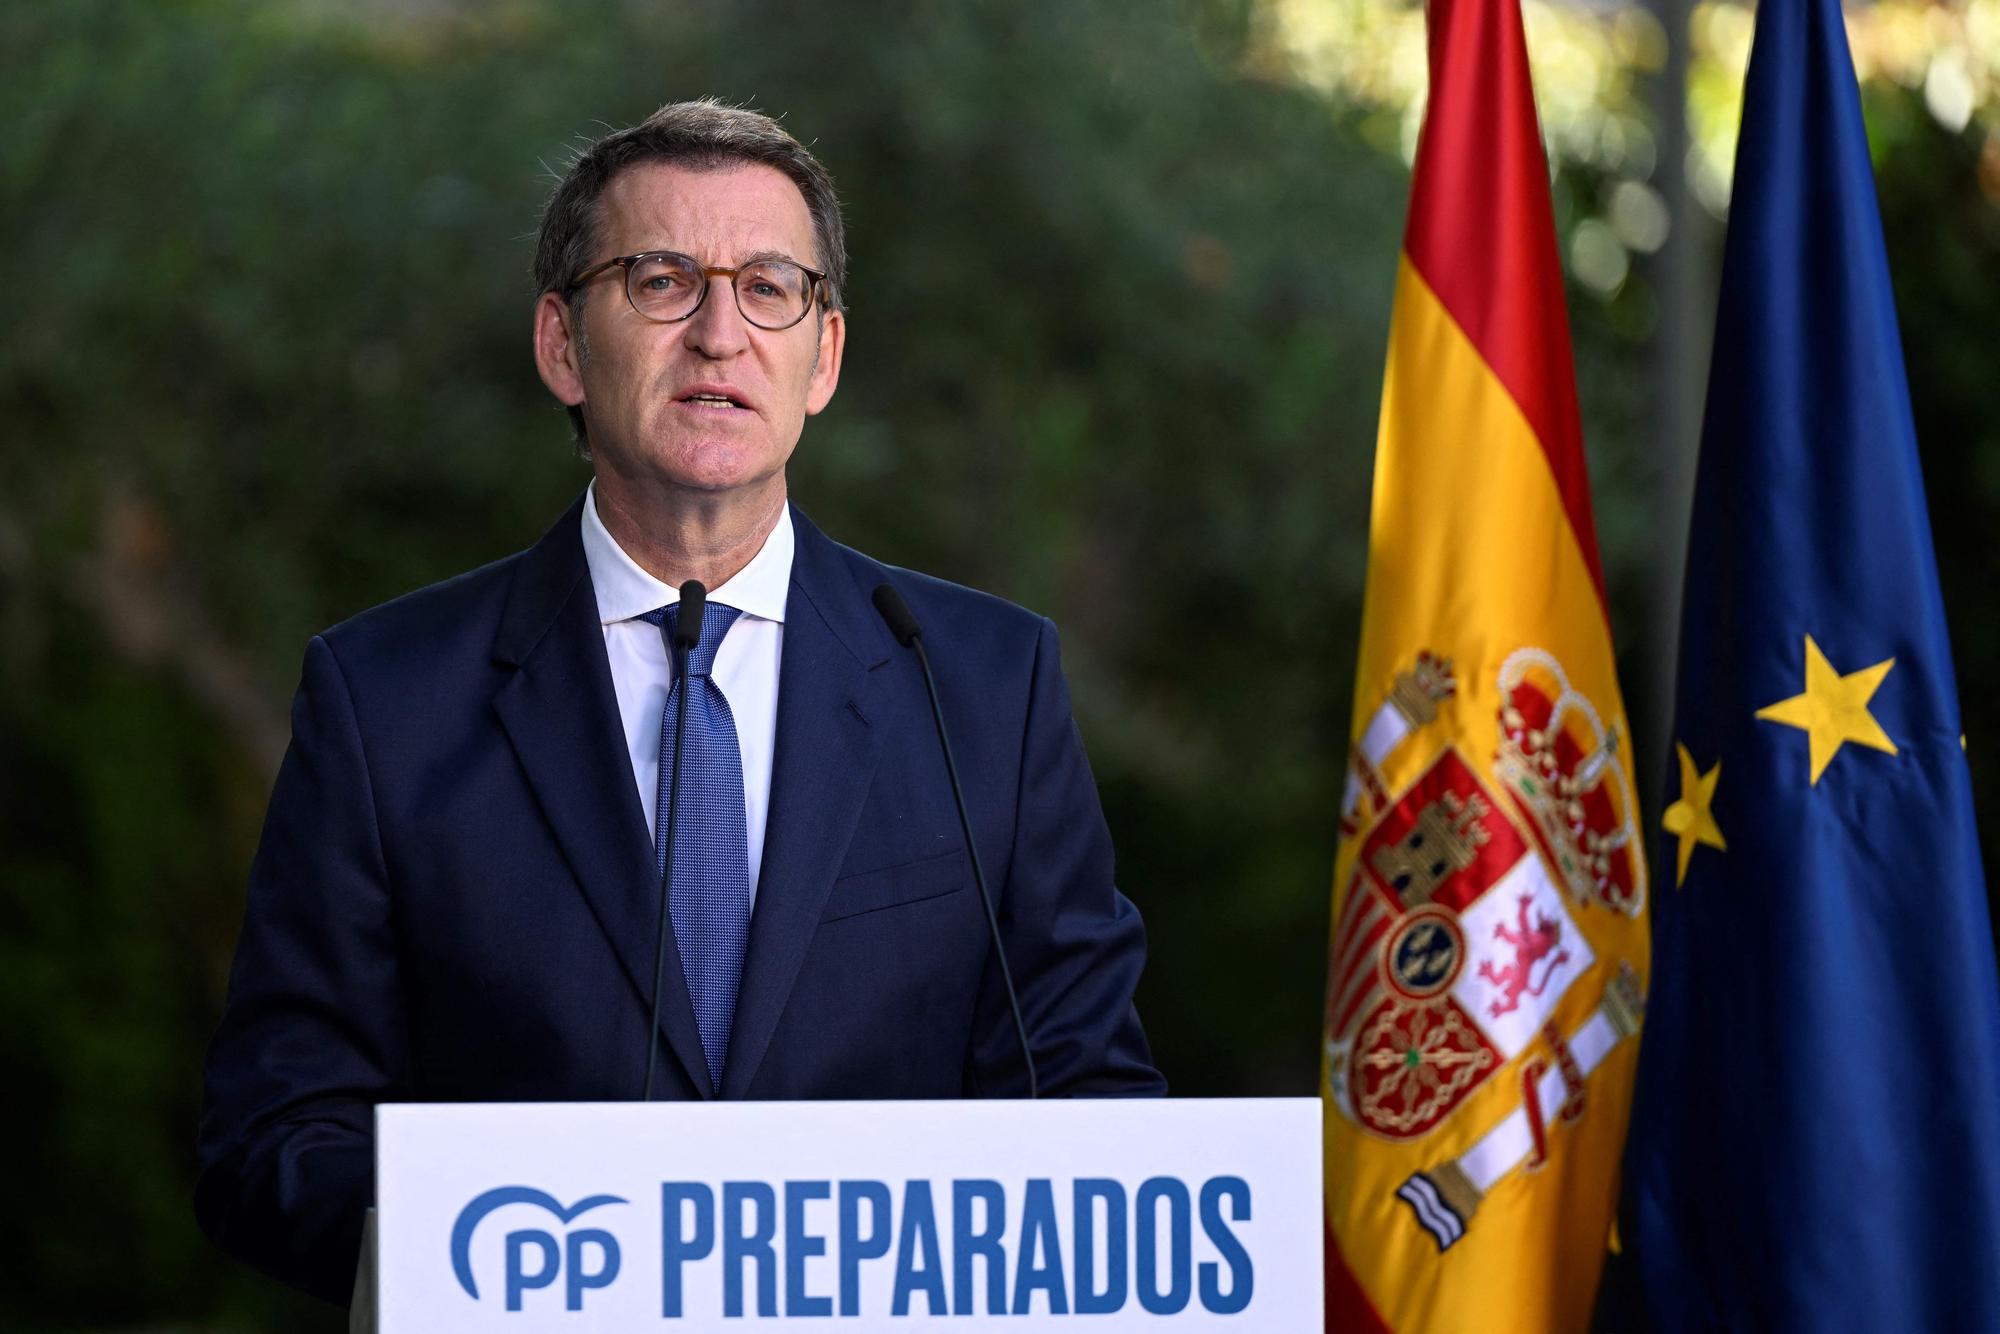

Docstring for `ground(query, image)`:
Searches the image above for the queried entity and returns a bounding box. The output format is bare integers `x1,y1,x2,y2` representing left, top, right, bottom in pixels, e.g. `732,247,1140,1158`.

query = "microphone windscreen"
871,582,923,646
675,581,707,650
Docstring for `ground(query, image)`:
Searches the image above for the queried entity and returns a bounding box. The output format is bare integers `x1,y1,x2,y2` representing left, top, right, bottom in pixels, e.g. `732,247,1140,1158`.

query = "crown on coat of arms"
1492,649,1645,915
1388,651,1457,727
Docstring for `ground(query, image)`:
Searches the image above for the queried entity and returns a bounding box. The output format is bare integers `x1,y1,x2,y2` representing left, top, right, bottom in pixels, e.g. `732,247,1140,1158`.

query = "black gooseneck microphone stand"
871,581,1039,1099
644,580,706,1101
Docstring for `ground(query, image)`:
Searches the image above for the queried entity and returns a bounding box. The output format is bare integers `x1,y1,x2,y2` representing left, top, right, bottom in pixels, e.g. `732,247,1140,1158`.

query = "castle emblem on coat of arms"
1325,648,1647,1251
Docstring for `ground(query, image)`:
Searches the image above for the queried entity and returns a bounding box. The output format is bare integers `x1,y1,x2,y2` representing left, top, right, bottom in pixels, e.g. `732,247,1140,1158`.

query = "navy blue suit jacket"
195,498,1163,1303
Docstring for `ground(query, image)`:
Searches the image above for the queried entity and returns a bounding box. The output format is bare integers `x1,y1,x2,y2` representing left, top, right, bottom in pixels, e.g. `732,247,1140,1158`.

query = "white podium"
360,1098,1321,1330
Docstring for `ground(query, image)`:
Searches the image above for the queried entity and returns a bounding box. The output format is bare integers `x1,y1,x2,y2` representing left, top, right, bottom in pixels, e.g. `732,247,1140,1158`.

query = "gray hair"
533,99,847,448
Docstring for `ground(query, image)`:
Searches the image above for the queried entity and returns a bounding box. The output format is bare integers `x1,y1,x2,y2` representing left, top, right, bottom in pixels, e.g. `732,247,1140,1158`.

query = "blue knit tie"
641,601,749,1093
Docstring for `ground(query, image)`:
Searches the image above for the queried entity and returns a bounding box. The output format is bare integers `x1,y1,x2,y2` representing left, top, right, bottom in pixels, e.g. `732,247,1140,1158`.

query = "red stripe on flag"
1326,1214,1395,1333
1402,0,1607,611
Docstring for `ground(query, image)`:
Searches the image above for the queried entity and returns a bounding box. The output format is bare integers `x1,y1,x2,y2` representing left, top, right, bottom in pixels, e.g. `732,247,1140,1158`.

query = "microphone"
871,582,1039,1099
645,579,706,1101
673,581,706,653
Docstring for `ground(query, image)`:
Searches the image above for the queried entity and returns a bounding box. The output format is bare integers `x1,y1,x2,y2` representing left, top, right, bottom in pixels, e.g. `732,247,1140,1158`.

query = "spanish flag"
1320,0,1650,1328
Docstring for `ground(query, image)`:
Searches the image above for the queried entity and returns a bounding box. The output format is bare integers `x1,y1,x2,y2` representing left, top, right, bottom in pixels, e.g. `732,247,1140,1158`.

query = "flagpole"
1642,0,1713,826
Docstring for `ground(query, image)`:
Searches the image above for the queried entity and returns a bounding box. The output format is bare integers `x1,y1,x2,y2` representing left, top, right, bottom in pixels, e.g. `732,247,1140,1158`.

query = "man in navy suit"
195,100,1164,1303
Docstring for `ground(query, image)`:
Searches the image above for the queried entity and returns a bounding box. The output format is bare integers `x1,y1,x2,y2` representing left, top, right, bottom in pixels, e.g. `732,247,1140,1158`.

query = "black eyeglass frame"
566,250,828,331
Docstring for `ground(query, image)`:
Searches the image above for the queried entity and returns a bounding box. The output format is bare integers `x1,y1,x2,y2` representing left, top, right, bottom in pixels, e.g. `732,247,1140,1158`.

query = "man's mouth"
677,389,750,410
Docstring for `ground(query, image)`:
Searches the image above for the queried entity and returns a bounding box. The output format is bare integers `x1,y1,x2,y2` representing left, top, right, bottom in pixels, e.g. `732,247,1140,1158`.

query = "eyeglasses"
567,250,826,331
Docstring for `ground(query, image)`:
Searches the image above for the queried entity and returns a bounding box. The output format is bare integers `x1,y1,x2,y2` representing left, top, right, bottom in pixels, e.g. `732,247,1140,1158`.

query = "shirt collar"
580,480,793,627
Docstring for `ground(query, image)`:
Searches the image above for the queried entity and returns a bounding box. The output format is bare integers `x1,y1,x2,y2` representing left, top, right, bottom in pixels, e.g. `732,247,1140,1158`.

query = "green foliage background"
0,0,1992,1327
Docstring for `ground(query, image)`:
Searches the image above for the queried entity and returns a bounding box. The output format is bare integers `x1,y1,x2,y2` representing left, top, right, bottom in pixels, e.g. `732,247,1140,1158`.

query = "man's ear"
805,307,845,416
532,292,587,407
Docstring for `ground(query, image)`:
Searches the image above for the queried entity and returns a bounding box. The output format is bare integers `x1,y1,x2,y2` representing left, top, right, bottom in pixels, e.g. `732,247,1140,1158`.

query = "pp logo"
450,1186,626,1312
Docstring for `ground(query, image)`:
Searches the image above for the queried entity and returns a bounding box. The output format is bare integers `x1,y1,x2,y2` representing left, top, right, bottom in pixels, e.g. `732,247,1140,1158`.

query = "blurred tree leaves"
1871,76,2000,897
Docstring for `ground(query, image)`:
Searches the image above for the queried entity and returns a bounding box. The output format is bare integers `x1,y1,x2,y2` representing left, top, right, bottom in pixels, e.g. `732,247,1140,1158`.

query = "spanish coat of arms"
1326,648,1647,1251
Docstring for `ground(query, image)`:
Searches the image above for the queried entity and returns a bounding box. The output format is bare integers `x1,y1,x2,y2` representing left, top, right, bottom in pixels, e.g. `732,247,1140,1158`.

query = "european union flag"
1625,0,2000,1326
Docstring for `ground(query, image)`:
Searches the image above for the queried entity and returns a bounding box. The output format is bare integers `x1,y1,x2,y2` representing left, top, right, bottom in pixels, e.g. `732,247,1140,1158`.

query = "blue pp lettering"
504,1229,560,1311
564,1228,620,1310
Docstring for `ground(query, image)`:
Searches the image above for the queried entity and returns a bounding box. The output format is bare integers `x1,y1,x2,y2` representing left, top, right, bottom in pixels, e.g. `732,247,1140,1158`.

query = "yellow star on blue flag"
1661,742,1724,887
1752,634,1897,784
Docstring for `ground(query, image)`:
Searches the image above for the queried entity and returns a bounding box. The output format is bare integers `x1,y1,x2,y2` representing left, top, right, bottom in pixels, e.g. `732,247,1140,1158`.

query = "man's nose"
681,276,749,357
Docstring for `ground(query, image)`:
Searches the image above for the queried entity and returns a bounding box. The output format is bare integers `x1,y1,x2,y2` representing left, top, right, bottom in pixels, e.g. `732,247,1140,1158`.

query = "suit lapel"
491,497,714,1098
723,507,892,1098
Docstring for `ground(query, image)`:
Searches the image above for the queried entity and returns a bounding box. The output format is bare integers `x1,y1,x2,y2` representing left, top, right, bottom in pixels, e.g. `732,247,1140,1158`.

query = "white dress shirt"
580,482,791,901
